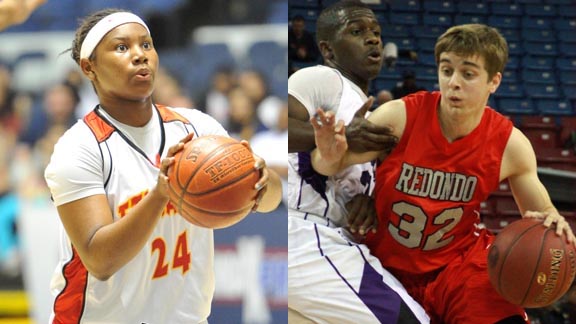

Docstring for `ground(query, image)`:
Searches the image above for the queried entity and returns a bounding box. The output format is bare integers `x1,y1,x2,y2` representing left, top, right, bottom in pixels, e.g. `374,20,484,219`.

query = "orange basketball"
167,135,259,229
487,218,576,308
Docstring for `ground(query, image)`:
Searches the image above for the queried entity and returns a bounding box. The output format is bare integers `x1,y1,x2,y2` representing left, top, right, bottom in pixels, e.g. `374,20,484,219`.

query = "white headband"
80,12,150,60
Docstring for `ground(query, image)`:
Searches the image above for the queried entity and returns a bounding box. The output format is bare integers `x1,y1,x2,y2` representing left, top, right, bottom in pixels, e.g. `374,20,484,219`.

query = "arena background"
289,0,576,323
0,1,288,323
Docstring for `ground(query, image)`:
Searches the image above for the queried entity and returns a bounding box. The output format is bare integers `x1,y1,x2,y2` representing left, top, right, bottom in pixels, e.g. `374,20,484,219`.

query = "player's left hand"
524,210,576,248
346,194,378,236
240,140,268,211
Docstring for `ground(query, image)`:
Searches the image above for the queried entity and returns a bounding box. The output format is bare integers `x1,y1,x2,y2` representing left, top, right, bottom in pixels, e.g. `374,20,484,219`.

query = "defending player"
310,23,576,324
44,9,282,323
288,1,429,323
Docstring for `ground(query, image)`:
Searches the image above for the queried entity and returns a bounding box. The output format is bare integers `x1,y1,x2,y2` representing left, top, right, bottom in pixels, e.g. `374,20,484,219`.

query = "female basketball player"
310,23,575,324
44,9,282,323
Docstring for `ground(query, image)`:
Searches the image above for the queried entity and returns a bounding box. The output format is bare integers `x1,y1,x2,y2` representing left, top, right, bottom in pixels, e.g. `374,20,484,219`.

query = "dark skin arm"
289,95,316,152
346,193,378,236
288,95,398,153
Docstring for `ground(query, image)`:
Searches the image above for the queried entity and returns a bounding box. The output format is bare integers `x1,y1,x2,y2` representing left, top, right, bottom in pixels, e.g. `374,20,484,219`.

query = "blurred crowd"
527,283,576,324
0,61,288,279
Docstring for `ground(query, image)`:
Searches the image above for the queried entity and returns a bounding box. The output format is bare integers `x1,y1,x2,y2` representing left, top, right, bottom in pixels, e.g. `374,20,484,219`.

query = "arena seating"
0,0,288,102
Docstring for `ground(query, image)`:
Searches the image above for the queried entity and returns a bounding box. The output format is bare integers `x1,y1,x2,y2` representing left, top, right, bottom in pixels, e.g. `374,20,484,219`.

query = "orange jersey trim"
156,104,190,123
83,105,189,143
83,110,115,143
53,248,88,324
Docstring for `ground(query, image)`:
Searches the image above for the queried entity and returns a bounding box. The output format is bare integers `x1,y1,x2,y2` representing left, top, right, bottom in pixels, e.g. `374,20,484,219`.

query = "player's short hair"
316,0,371,43
434,24,508,81
70,8,126,64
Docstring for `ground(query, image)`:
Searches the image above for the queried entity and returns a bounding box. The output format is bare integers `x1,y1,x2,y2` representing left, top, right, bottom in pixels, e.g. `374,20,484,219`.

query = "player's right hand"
346,96,398,153
346,194,378,236
154,133,194,199
524,210,576,248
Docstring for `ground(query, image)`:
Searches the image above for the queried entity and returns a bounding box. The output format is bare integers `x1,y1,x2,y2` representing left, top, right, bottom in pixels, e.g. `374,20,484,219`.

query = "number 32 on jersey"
389,201,463,251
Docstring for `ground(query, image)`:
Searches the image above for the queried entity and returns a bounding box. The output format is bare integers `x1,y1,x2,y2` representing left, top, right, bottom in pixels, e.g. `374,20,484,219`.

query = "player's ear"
318,41,334,60
80,58,96,81
488,72,502,94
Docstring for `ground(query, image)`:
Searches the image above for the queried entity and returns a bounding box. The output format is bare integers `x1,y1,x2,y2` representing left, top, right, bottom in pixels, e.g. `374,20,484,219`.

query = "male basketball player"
310,23,575,324
288,1,429,323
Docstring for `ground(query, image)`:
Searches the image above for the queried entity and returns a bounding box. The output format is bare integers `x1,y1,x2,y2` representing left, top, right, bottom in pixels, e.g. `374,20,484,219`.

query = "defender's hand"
346,194,378,236
346,97,398,153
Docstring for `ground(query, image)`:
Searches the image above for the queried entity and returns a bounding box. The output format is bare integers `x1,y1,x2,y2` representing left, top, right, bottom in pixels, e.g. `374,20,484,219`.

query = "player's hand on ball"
240,140,268,211
346,194,378,236
155,133,195,199
524,210,576,247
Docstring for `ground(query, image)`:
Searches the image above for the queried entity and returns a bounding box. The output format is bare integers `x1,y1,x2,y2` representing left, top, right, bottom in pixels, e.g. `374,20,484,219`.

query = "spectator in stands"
0,65,20,133
376,89,393,106
14,82,81,201
391,70,426,99
153,67,194,109
19,82,79,149
227,86,263,140
238,69,283,132
238,69,268,108
65,69,99,119
382,42,419,69
42,82,79,128
289,15,319,63
32,82,79,169
203,66,237,128
251,101,288,204
0,0,46,31
0,64,21,277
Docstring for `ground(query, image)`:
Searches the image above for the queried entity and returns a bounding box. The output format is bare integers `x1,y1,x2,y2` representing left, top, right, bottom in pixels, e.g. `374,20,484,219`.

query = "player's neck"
344,74,369,94
98,98,154,127
437,103,484,143
327,63,370,94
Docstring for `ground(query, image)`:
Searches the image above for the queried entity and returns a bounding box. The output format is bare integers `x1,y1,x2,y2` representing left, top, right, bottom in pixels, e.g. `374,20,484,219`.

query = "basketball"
167,135,260,229
487,218,576,308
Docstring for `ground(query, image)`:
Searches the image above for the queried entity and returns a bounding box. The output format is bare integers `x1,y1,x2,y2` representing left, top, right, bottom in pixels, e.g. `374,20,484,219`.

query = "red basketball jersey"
366,91,513,275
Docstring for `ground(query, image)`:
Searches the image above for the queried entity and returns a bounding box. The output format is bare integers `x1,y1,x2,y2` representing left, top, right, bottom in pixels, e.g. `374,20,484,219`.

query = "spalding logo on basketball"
487,218,576,308
168,135,259,229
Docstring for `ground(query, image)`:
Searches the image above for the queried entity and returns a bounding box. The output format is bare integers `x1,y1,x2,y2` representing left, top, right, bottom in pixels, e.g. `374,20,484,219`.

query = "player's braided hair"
69,8,125,65
316,0,370,43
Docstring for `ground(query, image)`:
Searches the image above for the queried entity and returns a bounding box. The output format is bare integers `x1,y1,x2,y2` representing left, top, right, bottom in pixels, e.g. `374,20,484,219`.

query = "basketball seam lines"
497,222,541,302
521,225,549,306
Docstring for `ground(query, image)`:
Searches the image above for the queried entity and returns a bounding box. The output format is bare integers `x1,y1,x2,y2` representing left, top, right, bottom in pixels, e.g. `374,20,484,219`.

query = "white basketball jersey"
45,105,228,323
288,66,376,227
